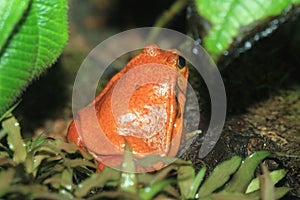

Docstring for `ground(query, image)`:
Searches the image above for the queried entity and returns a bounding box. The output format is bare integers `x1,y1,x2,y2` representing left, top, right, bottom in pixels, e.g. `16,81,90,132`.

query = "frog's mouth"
178,66,188,79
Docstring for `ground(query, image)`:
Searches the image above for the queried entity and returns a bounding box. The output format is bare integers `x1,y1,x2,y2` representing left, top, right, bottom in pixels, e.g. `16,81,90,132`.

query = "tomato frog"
67,44,188,171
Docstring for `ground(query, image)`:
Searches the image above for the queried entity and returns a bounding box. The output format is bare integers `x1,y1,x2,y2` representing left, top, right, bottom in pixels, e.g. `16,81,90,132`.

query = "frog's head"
125,44,188,80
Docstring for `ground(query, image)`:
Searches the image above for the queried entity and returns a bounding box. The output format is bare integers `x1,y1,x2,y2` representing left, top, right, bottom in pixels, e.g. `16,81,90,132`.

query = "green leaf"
198,156,242,197
160,185,180,199
137,159,190,186
246,169,287,193
212,192,255,200
0,0,31,51
61,168,75,192
43,168,75,196
53,140,94,160
63,158,96,169
119,142,138,194
24,135,48,175
273,187,292,199
87,191,141,200
259,164,275,200
177,164,196,199
149,159,191,185
135,154,177,168
195,0,300,60
0,101,20,122
30,135,48,149
0,128,7,141
0,0,68,116
187,166,207,199
246,187,292,200
0,184,69,199
0,169,15,196
74,167,120,198
119,172,138,194
0,157,15,168
139,179,174,200
2,114,26,164
225,151,271,193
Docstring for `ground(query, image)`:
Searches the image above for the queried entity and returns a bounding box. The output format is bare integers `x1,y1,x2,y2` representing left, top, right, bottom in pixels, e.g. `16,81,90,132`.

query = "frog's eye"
177,55,186,69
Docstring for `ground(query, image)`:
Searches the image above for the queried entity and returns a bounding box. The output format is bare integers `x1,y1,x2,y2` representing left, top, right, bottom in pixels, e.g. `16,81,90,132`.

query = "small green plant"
176,152,291,200
0,116,292,199
0,115,96,199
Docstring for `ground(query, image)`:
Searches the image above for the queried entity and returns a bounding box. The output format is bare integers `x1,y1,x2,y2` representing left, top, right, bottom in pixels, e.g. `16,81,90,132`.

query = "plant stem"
147,0,187,43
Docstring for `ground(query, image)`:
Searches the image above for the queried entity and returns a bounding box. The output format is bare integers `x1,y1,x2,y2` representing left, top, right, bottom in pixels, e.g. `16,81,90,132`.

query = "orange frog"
67,44,188,171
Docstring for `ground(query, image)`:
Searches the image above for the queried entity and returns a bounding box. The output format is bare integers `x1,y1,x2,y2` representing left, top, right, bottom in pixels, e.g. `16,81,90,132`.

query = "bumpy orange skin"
67,44,188,170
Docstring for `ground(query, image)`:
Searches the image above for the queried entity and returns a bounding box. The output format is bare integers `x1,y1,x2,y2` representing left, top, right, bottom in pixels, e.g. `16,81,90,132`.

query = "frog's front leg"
67,120,83,148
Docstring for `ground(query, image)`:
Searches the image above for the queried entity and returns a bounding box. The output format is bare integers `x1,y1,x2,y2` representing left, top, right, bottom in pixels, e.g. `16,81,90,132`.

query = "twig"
146,0,187,43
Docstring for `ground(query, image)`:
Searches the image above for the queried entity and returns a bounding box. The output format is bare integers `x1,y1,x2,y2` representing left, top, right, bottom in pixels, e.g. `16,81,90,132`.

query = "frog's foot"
96,162,106,173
